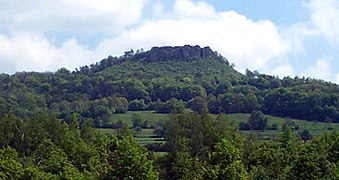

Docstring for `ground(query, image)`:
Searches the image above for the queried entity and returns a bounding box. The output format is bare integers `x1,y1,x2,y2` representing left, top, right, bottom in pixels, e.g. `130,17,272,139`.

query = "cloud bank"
0,0,144,34
307,0,339,44
101,0,290,73
0,0,290,73
0,0,338,84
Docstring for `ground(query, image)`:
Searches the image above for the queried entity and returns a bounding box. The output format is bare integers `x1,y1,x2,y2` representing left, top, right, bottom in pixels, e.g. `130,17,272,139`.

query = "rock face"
143,45,224,62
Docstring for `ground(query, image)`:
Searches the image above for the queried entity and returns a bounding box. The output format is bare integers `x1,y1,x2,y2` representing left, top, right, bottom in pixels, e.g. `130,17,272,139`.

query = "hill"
0,45,338,180
0,45,339,127
78,45,241,80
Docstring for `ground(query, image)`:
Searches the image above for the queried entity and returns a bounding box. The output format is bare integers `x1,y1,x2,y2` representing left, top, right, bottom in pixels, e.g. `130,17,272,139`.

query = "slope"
0,45,338,127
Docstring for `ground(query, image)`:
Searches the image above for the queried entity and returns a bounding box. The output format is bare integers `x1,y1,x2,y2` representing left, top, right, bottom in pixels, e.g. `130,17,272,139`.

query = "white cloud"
281,23,318,54
0,0,145,34
173,0,217,19
304,58,332,81
269,64,295,78
307,0,339,44
278,0,339,54
0,0,292,74
0,0,146,73
272,0,339,83
2,0,338,82
152,1,165,18
335,74,339,84
0,32,96,73
97,0,290,73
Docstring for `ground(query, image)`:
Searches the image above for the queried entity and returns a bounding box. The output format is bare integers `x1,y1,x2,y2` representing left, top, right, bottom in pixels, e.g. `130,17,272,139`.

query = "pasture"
97,111,339,146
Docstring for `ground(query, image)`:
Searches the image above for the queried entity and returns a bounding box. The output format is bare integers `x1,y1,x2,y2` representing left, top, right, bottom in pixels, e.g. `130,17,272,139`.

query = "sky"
0,0,339,84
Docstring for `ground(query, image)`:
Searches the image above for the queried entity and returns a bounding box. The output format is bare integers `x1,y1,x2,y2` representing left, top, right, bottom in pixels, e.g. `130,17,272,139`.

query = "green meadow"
96,111,338,146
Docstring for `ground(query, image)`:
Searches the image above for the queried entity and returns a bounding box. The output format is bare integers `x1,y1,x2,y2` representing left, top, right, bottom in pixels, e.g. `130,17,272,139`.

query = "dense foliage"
0,45,338,177
0,45,338,128
0,112,158,179
161,111,339,179
0,110,337,179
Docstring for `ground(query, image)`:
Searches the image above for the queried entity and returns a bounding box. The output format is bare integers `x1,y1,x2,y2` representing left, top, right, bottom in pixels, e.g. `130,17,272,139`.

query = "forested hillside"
0,45,338,179
0,45,338,127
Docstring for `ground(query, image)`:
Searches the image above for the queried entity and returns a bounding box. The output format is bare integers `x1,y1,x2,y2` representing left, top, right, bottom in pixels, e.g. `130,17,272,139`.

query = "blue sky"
0,0,338,83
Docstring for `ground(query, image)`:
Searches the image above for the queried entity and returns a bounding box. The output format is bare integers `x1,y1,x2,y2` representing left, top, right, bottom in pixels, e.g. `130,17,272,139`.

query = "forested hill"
78,45,241,79
0,45,339,126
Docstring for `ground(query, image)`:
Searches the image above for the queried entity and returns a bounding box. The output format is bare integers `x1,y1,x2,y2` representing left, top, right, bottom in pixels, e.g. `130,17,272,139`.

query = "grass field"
216,113,339,136
97,111,339,146
96,127,165,146
108,110,168,127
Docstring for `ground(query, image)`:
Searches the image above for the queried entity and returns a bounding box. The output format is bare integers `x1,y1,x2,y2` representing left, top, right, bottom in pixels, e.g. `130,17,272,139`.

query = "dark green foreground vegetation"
0,111,338,179
0,113,158,179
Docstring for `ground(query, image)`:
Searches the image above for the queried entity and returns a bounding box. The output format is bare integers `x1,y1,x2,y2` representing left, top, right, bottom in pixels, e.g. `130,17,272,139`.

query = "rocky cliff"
133,45,227,63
